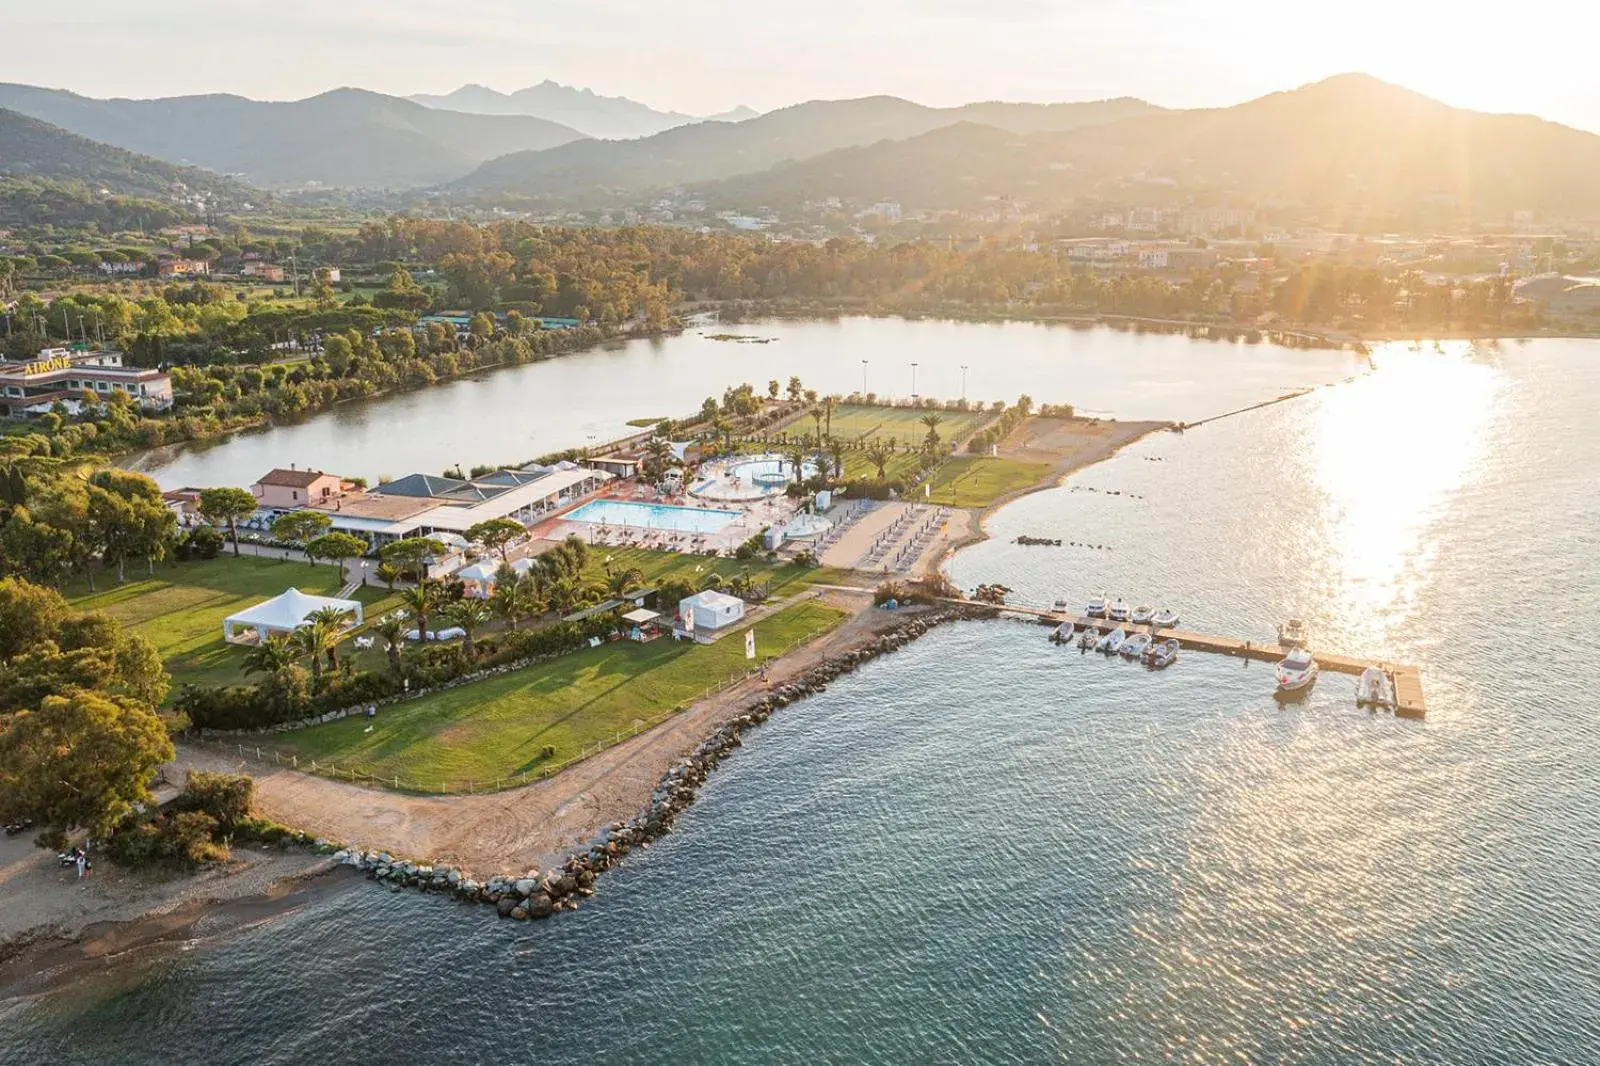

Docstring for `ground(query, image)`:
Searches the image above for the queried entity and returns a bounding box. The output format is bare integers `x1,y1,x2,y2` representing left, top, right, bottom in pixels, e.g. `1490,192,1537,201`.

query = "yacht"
1120,632,1152,659
1151,607,1179,629
1078,626,1101,650
1131,604,1155,626
1086,592,1109,618
1146,639,1179,669
1274,648,1319,697
1097,628,1126,654
1108,599,1131,623
1053,597,1071,613
1277,618,1309,648
1357,667,1395,709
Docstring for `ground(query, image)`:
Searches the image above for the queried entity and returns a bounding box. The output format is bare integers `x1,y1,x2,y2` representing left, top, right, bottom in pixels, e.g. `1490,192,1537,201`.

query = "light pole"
861,359,868,396
960,364,969,401
910,362,919,400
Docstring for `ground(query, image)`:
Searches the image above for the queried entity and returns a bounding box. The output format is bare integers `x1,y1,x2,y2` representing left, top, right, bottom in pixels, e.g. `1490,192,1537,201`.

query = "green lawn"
811,404,991,448
67,556,400,693
585,547,820,597
922,457,1055,508
268,599,847,790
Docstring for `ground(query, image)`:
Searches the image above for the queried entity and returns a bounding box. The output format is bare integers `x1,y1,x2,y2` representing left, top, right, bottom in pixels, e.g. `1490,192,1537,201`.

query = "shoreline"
925,416,1170,579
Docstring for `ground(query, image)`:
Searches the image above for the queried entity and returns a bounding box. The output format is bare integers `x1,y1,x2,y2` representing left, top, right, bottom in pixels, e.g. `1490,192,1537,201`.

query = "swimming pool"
564,499,742,533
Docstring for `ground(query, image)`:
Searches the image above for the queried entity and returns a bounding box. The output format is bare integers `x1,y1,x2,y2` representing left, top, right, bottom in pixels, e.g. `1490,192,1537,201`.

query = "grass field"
922,457,1056,508
585,547,821,597
68,556,400,694
802,404,992,449
268,599,847,789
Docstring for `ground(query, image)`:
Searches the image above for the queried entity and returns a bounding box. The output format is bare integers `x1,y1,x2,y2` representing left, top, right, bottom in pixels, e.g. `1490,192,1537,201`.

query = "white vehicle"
1274,648,1319,696
1097,628,1127,654
1086,592,1109,618
1152,607,1179,629
1131,604,1155,626
1357,666,1395,709
1120,632,1152,659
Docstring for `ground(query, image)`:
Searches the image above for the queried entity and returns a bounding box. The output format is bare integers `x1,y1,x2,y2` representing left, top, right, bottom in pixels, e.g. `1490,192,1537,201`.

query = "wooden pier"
951,600,1426,717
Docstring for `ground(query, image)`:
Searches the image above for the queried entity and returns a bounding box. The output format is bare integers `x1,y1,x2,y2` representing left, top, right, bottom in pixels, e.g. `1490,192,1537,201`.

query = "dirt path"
172,589,901,878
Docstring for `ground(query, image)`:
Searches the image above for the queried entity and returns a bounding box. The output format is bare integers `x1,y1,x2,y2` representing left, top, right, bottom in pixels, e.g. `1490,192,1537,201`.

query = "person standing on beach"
75,853,86,879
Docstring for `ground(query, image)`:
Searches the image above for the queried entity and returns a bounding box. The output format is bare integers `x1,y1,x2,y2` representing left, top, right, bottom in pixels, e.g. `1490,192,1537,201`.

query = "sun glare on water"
1310,342,1501,647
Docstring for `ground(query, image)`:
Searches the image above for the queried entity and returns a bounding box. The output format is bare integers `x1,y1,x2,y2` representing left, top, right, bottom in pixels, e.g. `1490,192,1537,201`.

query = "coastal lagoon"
125,317,1363,489
9,338,1598,1063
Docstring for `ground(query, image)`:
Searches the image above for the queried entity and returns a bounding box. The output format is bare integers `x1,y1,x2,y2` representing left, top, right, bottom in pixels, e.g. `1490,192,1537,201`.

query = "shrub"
171,771,254,831
169,811,228,865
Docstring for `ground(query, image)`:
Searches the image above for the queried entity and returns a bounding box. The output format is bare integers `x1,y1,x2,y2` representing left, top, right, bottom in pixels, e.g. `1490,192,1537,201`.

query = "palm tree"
788,446,808,488
399,581,438,643
372,614,407,675
291,617,338,683
242,633,296,678
375,562,400,590
304,605,354,673
866,445,890,480
606,566,645,598
823,394,837,438
809,406,824,445
443,598,492,658
920,413,945,451
828,437,846,479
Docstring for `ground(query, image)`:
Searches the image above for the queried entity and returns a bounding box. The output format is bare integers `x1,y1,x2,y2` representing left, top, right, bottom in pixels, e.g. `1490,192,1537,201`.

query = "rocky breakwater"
333,604,990,923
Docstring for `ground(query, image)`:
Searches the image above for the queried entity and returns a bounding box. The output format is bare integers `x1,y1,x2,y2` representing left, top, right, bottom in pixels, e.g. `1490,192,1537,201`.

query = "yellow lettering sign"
23,357,73,375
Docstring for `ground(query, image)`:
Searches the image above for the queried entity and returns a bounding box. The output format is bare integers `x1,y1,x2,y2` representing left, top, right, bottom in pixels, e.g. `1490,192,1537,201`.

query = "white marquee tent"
222,587,364,644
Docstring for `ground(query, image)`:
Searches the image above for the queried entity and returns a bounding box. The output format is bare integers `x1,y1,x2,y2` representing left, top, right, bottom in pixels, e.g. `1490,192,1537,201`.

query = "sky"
7,0,1600,131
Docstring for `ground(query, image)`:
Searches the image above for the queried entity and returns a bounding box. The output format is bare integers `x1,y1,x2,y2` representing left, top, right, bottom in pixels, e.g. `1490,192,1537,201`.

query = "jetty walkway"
946,598,1426,718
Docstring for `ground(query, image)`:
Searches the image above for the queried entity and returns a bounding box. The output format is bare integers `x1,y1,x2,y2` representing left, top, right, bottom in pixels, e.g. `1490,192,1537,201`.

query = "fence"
182,617,841,797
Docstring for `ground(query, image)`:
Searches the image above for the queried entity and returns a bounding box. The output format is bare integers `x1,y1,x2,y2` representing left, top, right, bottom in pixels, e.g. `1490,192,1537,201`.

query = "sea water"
6,339,1599,1064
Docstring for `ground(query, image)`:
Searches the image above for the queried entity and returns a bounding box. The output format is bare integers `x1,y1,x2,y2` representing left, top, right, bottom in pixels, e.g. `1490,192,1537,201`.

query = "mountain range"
692,75,1600,220
0,106,254,202
0,84,585,189
449,95,1160,202
408,81,758,140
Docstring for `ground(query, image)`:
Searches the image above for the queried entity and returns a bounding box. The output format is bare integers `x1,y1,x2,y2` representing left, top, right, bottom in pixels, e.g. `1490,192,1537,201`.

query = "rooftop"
255,467,337,489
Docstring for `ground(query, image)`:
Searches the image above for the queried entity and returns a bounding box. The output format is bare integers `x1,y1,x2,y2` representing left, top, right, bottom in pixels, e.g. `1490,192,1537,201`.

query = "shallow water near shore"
8,338,1600,1063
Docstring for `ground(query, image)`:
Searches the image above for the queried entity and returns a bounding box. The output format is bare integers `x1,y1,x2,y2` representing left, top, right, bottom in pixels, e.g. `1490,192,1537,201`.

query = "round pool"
694,453,821,501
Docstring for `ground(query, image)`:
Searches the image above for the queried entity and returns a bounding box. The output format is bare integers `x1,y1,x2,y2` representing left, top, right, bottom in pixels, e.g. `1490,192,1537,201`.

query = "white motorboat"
1108,599,1130,623
1151,607,1179,629
1078,626,1100,649
1277,618,1309,648
1097,628,1126,653
1131,604,1155,626
1052,621,1076,644
1146,638,1179,669
1274,648,1319,697
1053,597,1071,613
1120,632,1152,659
1357,666,1395,709
1086,592,1108,618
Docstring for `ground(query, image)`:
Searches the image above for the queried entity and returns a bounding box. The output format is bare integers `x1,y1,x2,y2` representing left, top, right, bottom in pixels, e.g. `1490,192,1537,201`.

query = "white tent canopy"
223,587,364,643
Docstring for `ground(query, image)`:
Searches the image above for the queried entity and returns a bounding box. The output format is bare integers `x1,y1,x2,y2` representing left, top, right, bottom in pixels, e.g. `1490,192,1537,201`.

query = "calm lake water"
10,336,1599,1064
126,317,1362,489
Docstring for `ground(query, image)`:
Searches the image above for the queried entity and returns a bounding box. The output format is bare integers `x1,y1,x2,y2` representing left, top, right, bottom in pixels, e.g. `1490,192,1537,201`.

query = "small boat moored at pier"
1086,592,1108,618
1097,628,1127,654
1078,626,1100,649
1108,599,1131,623
1131,604,1155,626
1357,666,1395,709
1274,648,1319,698
1120,632,1152,659
1151,607,1179,628
1146,639,1179,669
1277,618,1309,648
1051,621,1076,644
